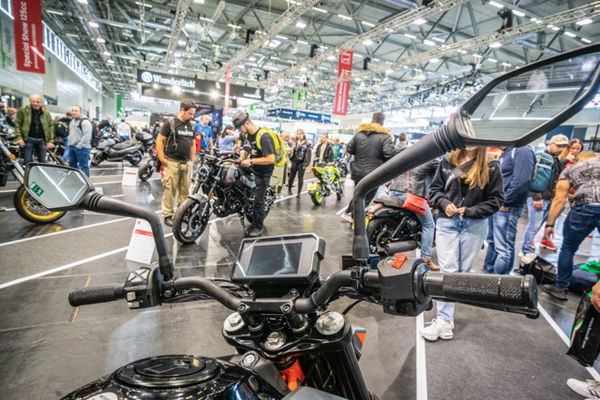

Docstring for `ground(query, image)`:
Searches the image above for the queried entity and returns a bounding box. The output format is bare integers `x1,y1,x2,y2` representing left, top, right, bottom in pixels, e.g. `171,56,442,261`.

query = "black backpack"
55,119,69,138
517,255,555,285
78,119,100,148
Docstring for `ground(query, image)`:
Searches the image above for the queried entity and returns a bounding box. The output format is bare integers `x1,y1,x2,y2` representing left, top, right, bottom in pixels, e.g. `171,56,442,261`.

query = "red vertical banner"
333,50,353,116
12,0,45,73
224,65,231,117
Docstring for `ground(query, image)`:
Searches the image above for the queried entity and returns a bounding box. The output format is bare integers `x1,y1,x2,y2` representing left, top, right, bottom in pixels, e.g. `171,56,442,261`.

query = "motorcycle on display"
172,154,275,244
91,131,154,167
366,196,422,256
307,162,344,206
335,155,350,178
19,44,600,400
0,131,65,224
137,145,161,182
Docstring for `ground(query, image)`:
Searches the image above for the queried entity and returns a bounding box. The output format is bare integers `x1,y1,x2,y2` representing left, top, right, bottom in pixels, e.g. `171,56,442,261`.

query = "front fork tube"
323,341,371,400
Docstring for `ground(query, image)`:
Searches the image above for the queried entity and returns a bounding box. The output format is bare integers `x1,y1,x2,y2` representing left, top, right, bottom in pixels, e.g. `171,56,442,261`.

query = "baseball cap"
232,111,249,129
549,134,569,146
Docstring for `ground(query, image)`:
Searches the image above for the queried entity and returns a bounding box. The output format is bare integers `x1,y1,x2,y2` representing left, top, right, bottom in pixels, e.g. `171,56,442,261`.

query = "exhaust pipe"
385,240,418,255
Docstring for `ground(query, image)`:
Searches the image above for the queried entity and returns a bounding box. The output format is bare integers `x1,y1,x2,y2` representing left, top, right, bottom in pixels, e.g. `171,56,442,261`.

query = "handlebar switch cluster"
123,265,162,309
377,257,432,317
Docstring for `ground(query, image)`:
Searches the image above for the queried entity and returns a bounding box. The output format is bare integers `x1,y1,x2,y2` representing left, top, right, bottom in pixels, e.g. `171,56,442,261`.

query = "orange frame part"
278,358,305,391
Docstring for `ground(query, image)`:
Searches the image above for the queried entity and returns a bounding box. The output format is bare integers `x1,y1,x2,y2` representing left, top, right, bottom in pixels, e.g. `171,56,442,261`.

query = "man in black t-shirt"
157,99,196,226
233,111,275,237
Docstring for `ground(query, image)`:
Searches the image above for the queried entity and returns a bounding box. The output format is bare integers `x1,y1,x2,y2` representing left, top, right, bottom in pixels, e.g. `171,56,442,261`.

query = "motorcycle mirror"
23,163,92,210
457,44,600,147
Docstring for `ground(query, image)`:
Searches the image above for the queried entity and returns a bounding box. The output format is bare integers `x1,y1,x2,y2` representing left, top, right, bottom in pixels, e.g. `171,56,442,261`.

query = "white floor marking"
416,313,428,400
336,205,348,215
538,304,600,381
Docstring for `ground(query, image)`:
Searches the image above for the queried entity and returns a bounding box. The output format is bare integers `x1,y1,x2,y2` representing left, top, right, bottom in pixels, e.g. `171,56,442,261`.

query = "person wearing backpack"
484,145,535,275
519,134,569,261
54,112,72,161
233,111,281,238
156,100,196,226
420,147,504,342
67,105,92,176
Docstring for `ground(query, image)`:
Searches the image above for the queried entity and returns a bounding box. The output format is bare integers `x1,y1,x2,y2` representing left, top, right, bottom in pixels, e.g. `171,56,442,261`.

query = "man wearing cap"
233,111,275,237
519,134,569,260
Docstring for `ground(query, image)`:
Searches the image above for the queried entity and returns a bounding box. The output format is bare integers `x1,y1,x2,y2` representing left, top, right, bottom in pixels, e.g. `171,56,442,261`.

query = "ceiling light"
501,62,512,67
275,35,287,40
327,55,336,61
300,67,307,72
363,39,373,46
89,21,99,28
296,20,307,29
413,18,427,25
96,37,106,44
77,0,88,4
373,58,380,62
135,1,153,7
576,18,593,26
185,23,195,30
313,6,327,13
430,58,440,62
472,53,482,58
268,39,281,48
512,9,525,17
551,26,560,31
168,69,174,73
423,39,435,46
488,58,498,63
404,33,416,39
337,14,352,21
354,53,363,58
458,49,468,54
490,42,502,48
564,31,576,38
386,68,394,74
488,1,503,8
581,38,592,43
530,17,540,22
178,39,186,46
228,23,240,29
249,56,257,61
432,37,445,43
102,51,110,56
297,40,308,45
66,33,78,38
362,21,375,27
193,0,205,3
107,59,114,64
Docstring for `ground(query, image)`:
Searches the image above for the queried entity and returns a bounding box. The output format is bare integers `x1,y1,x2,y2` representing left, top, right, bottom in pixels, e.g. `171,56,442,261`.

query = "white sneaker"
567,378,600,399
419,318,454,342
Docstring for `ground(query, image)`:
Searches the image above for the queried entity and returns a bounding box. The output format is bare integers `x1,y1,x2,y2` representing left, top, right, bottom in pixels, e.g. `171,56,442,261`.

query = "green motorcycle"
307,162,343,205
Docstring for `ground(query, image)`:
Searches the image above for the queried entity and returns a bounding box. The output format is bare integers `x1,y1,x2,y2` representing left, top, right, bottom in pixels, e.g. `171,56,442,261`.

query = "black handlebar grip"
68,285,125,307
422,272,537,310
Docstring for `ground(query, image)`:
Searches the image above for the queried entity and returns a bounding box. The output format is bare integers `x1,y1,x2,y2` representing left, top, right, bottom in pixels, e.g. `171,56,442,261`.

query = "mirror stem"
81,192,174,280
351,120,464,262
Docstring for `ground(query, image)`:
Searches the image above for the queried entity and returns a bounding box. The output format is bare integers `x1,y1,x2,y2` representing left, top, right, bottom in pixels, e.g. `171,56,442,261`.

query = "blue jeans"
24,137,47,164
435,215,488,324
69,146,91,176
556,205,600,289
62,137,69,162
388,190,435,259
521,197,551,254
484,206,523,275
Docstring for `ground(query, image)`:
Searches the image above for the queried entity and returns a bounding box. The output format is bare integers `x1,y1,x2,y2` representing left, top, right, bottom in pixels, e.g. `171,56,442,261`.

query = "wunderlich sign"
137,69,197,89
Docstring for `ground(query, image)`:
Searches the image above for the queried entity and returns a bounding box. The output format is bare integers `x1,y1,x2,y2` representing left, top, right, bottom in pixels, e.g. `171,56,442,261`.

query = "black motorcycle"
19,44,600,400
172,154,275,244
91,131,153,167
0,131,65,224
367,196,422,256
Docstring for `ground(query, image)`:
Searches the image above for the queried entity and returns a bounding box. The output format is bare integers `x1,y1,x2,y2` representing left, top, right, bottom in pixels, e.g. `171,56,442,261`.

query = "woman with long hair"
561,138,584,168
288,129,311,197
420,146,504,341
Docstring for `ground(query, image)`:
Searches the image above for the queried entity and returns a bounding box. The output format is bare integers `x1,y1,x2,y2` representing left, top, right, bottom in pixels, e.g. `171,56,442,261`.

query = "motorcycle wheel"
310,189,324,206
336,181,344,200
367,217,399,255
172,198,210,244
91,152,104,166
138,161,154,182
129,151,143,167
13,185,65,224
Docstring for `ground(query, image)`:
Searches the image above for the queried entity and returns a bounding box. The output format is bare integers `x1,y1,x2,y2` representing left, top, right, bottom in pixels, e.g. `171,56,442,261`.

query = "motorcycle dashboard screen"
232,234,323,283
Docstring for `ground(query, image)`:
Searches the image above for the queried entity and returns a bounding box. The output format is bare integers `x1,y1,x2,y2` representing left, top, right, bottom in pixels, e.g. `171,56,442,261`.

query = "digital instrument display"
247,243,302,276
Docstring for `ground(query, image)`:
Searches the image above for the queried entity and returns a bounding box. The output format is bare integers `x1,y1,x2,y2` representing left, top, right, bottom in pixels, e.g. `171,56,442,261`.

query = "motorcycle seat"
112,140,138,150
373,195,405,209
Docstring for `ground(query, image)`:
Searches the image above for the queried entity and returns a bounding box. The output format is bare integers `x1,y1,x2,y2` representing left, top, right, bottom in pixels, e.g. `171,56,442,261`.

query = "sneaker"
540,239,558,251
519,252,537,265
422,258,440,271
541,284,568,301
340,212,353,223
419,318,454,342
246,226,263,238
163,216,173,227
567,378,600,399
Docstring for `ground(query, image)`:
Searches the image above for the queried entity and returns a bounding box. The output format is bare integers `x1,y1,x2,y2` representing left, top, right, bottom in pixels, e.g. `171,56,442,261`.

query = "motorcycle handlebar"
69,284,125,307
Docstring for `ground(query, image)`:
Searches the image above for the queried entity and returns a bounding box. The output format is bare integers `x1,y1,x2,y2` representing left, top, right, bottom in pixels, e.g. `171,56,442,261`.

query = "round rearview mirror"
24,163,92,210
460,46,600,145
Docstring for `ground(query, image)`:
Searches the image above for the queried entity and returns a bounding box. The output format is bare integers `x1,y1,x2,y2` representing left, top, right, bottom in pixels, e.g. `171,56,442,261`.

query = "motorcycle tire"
91,152,104,166
310,190,324,206
367,217,400,256
336,181,343,200
138,161,154,182
13,185,65,224
129,151,143,167
172,198,210,244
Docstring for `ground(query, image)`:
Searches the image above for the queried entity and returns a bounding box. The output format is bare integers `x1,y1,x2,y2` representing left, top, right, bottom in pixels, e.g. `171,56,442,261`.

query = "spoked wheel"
172,198,210,244
13,185,65,224
367,217,399,256
138,161,154,182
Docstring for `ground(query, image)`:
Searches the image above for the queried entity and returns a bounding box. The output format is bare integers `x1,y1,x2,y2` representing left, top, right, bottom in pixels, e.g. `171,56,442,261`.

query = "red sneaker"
540,239,558,251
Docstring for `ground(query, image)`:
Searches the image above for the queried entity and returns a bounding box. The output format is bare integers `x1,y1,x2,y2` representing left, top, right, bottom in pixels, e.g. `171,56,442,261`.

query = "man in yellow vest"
233,111,276,237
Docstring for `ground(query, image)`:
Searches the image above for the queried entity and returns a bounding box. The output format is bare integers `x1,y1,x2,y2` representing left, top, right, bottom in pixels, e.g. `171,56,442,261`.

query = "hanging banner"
12,0,45,73
224,65,231,117
116,93,123,117
333,50,353,116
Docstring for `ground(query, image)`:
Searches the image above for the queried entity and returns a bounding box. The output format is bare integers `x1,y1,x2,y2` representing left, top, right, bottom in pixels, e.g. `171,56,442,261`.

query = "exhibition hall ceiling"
42,0,600,112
